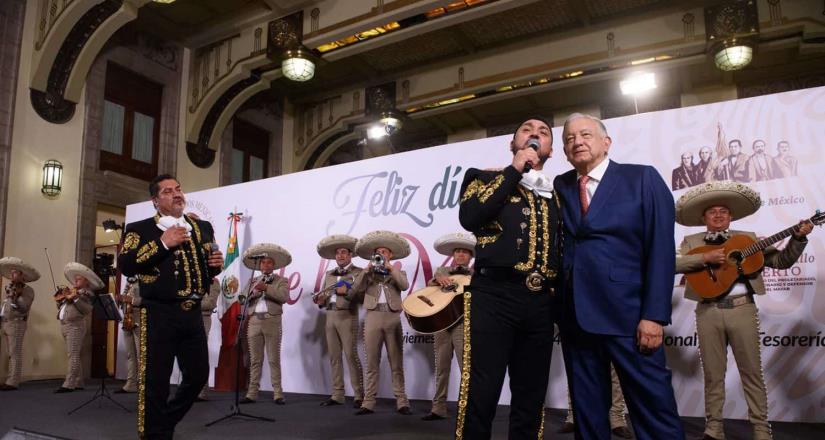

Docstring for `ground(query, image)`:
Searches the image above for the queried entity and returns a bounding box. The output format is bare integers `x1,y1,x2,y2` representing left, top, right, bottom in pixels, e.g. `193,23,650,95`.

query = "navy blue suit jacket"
553,160,675,336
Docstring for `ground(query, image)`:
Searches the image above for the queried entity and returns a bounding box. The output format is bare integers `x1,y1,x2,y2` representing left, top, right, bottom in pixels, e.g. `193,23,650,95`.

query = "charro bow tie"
450,266,471,275
704,230,730,244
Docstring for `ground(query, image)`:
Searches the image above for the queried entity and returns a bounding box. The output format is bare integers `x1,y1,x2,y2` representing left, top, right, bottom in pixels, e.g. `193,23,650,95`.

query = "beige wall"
2,2,87,381
176,48,221,193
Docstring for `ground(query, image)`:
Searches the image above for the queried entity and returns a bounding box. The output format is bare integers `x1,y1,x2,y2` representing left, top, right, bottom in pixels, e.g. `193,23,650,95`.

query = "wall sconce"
41,159,63,197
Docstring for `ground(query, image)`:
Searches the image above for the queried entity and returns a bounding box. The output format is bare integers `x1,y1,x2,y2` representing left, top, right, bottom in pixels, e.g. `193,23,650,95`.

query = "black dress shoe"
355,407,374,415
239,397,256,404
320,398,342,407
274,398,286,405
54,387,74,393
558,422,575,433
114,389,133,394
397,406,412,415
0,384,18,391
699,435,722,440
353,399,362,409
611,426,633,439
421,412,446,421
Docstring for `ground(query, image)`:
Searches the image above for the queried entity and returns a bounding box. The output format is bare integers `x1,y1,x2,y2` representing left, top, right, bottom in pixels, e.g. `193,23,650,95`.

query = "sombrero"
242,243,292,270
675,180,761,226
316,235,358,259
0,257,41,283
355,230,410,260
433,233,476,257
64,262,105,290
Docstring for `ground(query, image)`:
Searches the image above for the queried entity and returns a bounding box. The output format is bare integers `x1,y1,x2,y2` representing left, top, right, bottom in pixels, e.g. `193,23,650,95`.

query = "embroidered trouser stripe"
454,291,472,439
138,308,148,439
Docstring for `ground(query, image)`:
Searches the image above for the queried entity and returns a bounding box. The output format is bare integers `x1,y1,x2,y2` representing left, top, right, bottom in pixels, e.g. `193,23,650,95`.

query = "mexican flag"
214,211,247,390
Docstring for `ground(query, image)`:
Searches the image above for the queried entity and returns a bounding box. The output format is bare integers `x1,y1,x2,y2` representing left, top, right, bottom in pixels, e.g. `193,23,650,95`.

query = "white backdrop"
118,86,825,422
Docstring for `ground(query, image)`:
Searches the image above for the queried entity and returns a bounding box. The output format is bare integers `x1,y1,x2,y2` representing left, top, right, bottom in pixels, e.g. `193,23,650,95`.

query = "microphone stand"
205,257,274,426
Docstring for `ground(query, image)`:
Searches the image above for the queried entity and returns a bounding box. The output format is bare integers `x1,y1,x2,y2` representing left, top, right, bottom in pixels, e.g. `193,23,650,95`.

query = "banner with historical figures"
119,86,825,422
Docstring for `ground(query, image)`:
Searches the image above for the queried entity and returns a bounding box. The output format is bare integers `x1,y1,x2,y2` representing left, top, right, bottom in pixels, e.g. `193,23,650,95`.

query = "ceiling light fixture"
714,40,753,71
281,49,315,82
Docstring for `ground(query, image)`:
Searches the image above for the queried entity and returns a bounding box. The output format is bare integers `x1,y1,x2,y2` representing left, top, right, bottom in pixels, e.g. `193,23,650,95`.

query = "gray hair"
563,113,609,138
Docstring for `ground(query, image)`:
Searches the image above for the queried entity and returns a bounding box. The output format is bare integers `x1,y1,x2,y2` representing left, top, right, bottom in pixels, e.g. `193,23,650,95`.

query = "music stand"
206,256,274,426
68,293,130,415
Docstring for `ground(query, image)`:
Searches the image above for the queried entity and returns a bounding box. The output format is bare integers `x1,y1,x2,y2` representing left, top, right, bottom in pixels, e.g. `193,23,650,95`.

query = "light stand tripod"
68,293,130,415
206,257,274,426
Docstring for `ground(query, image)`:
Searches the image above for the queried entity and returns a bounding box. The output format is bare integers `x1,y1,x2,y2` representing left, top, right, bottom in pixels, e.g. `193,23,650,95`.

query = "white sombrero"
675,180,761,227
316,235,358,259
64,262,105,290
355,230,410,260
0,257,41,283
242,243,292,270
433,232,476,257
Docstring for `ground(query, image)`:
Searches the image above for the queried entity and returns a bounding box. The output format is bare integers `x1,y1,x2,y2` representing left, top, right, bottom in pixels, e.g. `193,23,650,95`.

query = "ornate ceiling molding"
186,71,265,168
30,0,125,123
29,0,152,124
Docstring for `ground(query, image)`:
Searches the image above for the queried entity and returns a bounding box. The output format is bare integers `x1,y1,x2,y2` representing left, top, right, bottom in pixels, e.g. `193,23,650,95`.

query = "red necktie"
578,175,590,215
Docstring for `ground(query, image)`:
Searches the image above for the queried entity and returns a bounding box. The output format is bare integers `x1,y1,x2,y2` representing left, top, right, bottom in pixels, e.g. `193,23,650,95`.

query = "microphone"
523,138,541,173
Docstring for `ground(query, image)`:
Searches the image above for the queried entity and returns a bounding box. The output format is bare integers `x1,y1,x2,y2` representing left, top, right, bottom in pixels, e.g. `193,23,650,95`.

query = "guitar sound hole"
729,250,743,263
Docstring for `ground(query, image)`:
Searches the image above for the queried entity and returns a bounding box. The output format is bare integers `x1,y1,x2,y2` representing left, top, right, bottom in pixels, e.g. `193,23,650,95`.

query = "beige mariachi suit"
121,282,142,392
427,266,468,417
1,283,35,387
58,289,93,389
351,268,410,411
198,280,220,399
676,230,807,440
318,265,364,404
244,273,289,400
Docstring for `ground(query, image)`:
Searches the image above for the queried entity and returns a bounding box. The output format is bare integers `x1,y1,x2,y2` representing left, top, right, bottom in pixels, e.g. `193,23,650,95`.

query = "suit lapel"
584,160,618,221
558,171,581,231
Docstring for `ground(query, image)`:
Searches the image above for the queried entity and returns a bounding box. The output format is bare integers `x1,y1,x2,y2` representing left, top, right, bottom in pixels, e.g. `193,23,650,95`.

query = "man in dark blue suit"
553,113,684,440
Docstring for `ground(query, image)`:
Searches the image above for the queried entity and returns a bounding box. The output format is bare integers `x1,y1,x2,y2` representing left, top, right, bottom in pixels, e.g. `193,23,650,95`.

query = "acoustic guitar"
403,274,470,334
685,210,823,299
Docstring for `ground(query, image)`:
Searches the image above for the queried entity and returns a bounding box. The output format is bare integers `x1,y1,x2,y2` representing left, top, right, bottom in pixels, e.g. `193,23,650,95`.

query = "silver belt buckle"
180,300,196,311
526,272,545,293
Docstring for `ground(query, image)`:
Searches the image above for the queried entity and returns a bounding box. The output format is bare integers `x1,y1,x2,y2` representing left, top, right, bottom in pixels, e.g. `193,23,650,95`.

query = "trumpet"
261,273,275,284
370,253,389,274
311,282,339,302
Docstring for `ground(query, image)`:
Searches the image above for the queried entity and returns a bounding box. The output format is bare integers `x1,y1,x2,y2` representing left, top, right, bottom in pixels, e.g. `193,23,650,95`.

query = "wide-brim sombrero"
355,230,410,260
675,181,761,226
64,262,105,290
433,232,476,257
0,257,41,283
316,235,358,260
242,243,292,270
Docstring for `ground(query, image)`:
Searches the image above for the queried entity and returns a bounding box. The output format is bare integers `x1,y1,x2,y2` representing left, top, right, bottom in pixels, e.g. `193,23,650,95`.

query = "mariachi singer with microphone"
118,174,224,440
455,116,561,439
